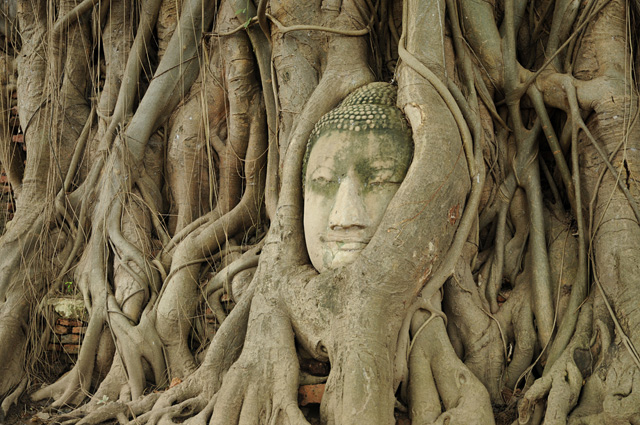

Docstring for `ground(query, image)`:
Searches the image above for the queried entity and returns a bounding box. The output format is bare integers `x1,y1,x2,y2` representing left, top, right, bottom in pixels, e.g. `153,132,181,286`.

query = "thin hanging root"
544,84,589,372
487,200,509,313
528,86,576,212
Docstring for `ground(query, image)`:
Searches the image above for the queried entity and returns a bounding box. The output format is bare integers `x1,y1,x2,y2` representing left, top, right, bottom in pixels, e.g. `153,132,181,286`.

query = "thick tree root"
518,301,593,425
210,293,308,425
0,376,27,420
408,312,495,425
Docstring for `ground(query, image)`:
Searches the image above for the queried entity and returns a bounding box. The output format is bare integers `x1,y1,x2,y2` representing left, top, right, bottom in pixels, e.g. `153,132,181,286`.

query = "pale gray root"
408,309,495,425
517,299,593,425
0,0,91,403
165,75,220,233
444,245,505,403
154,4,267,380
210,292,309,425
0,376,27,419
67,267,256,425
0,293,29,405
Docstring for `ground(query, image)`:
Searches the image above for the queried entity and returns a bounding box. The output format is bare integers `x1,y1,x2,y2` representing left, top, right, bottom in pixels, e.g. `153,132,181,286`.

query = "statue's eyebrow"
308,165,336,177
368,157,399,170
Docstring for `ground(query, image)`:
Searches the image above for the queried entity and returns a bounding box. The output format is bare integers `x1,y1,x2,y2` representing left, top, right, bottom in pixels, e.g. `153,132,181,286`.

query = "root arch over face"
0,0,639,424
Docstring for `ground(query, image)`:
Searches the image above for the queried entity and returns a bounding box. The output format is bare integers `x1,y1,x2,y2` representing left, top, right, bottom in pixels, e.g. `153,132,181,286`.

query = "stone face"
304,130,412,272
48,297,86,320
303,82,413,273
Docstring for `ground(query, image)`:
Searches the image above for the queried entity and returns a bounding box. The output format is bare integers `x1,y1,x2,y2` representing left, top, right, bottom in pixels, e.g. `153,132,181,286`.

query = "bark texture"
0,0,638,424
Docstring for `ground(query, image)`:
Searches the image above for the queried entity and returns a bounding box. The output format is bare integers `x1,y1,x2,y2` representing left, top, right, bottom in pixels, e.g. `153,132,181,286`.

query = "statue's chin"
321,247,364,271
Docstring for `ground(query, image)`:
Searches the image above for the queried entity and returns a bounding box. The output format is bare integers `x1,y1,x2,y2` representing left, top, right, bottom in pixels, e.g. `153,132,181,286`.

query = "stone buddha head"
303,82,413,272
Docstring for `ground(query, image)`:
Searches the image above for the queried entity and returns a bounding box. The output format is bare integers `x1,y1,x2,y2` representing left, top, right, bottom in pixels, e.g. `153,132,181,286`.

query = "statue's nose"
328,174,371,231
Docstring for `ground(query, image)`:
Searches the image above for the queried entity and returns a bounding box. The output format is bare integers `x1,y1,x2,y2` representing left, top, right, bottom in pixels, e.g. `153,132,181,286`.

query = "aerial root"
122,395,207,425
0,376,28,419
518,348,584,425
64,393,162,425
65,368,210,425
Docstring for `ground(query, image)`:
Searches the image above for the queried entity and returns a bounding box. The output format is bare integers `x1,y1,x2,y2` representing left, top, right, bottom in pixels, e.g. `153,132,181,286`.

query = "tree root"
210,293,308,425
32,302,108,407
518,300,593,425
407,309,495,424
0,376,27,420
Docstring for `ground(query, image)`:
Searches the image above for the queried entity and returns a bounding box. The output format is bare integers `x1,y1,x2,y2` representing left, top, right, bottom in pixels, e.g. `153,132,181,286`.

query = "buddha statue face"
303,83,413,272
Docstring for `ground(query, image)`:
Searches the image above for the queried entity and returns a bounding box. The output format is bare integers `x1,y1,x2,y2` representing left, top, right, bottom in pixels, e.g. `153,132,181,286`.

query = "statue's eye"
367,169,397,188
369,180,395,188
368,175,400,188
312,176,335,186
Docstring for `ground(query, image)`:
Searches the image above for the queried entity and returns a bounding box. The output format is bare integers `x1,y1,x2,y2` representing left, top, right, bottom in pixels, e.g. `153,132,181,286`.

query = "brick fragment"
47,344,60,352
61,334,81,344
395,416,411,425
298,384,325,406
12,134,23,143
62,344,80,354
53,324,68,334
71,326,86,334
57,318,83,327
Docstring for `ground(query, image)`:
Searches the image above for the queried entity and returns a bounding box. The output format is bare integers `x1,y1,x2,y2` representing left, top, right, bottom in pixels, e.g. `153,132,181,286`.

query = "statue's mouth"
334,241,369,251
321,235,371,252
338,242,367,252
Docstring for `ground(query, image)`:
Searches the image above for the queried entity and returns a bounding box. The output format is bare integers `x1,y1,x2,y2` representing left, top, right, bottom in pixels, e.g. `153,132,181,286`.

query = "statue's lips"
321,236,370,251
335,242,368,251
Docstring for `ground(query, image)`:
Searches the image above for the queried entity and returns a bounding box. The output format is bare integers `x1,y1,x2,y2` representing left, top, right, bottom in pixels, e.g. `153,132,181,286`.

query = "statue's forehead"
309,130,408,159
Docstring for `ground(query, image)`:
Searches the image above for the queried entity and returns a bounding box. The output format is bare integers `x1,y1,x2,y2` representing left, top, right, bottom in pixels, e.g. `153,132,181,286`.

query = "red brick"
62,344,80,354
396,416,411,425
71,326,86,334
298,384,325,406
53,324,68,334
12,134,23,143
57,318,83,327
61,334,81,344
47,344,61,352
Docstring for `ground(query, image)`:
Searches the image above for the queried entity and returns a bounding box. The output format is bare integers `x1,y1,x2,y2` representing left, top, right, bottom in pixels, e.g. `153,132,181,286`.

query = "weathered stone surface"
48,297,86,320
